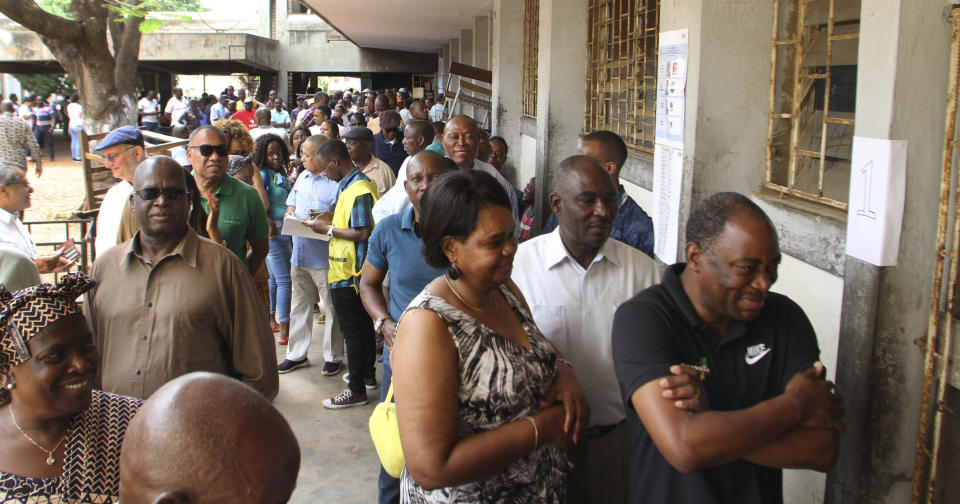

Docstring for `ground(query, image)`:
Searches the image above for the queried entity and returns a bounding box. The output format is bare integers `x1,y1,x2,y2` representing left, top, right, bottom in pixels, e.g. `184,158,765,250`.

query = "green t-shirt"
200,175,269,265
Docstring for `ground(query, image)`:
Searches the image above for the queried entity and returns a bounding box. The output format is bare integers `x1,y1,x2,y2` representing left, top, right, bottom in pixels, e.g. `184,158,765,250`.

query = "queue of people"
0,83,844,504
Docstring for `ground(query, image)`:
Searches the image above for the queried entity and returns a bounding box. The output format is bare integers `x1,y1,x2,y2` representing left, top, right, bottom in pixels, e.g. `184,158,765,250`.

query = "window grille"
584,0,659,156
766,0,860,210
522,0,540,118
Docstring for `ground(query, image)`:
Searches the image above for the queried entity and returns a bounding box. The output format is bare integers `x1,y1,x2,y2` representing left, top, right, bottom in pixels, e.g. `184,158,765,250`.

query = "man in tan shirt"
342,126,394,196
85,156,278,400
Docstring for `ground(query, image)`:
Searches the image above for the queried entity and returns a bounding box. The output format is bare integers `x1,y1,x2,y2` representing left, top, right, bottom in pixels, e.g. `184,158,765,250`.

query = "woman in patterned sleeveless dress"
392,170,590,503
0,274,141,503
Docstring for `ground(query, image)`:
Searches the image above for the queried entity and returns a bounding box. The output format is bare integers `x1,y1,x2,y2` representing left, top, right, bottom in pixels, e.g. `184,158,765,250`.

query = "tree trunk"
0,0,142,134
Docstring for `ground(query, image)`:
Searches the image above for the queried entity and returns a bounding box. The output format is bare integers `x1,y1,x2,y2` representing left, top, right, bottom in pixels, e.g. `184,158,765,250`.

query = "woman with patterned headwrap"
0,273,141,502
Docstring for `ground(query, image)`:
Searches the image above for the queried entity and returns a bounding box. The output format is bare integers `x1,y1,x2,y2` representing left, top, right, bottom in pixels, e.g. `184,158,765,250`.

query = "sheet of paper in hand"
280,216,330,240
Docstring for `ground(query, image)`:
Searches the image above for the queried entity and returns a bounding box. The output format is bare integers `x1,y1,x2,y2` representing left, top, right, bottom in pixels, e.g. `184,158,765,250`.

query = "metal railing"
522,0,540,118
584,0,659,156
23,217,95,278
766,0,860,210
913,9,960,502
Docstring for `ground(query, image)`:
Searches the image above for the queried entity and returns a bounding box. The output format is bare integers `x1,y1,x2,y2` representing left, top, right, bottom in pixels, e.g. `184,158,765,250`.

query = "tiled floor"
272,316,382,503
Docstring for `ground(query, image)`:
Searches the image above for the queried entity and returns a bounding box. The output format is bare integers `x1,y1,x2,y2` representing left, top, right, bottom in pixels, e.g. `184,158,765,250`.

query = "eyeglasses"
134,188,187,200
4,181,29,187
188,144,229,157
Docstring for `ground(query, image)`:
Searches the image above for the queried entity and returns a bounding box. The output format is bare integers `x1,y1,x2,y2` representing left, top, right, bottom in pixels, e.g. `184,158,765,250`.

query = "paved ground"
26,132,382,503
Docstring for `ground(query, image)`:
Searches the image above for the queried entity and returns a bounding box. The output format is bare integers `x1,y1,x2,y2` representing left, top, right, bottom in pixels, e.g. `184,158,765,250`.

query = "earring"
4,383,13,390
448,265,461,280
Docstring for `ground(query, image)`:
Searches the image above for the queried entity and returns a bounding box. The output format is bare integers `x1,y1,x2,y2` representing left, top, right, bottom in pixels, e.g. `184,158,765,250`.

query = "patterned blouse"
0,390,142,503
0,113,42,170
400,284,570,503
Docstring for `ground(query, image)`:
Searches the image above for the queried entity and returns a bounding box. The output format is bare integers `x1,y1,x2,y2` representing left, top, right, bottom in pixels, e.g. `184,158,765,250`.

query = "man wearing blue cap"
94,126,147,256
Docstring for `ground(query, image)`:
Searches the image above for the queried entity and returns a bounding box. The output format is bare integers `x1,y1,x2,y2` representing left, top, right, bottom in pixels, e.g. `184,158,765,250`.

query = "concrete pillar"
458,29,474,116
826,1,950,502
473,15,490,70
491,0,524,186
449,39,460,63
459,29,473,64
532,0,588,230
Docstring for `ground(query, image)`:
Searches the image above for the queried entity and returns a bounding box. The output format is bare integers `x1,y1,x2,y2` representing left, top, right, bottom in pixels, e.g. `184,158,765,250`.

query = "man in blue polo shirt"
358,150,451,504
277,135,344,375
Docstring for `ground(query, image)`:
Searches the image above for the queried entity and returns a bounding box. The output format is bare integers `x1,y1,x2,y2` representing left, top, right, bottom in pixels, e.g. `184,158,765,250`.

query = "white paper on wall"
844,137,907,266
652,28,688,264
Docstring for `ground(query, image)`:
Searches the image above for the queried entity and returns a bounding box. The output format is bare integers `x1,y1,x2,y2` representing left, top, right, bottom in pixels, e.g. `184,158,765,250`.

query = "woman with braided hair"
0,273,141,502
252,133,294,345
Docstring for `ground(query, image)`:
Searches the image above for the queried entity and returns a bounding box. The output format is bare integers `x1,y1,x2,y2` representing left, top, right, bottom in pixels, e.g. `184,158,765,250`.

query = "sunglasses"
188,144,229,157
134,188,187,200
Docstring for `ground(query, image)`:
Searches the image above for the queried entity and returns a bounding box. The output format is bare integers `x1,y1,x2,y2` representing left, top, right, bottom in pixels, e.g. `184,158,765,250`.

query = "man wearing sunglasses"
187,125,269,275
372,110,405,176
86,156,279,400
94,126,147,256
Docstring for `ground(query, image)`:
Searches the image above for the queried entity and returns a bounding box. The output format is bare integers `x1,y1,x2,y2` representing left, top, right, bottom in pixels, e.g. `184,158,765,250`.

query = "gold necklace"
9,405,67,466
444,274,498,313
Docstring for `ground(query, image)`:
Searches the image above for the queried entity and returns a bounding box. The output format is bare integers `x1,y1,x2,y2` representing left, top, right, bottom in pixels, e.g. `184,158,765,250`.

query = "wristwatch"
374,315,392,335
326,226,335,238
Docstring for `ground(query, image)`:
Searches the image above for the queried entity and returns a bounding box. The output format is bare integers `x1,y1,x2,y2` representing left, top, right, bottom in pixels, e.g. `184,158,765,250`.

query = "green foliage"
34,0,71,19
36,0,206,22
11,73,76,98
317,78,330,93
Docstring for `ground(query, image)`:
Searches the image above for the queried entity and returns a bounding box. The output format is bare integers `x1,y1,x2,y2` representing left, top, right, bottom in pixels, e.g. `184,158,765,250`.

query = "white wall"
774,254,842,504
520,133,537,188
622,179,654,218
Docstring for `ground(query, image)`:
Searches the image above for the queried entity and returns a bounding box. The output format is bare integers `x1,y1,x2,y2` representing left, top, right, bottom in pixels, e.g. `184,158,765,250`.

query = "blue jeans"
265,221,292,323
69,125,83,161
33,126,54,160
378,345,399,504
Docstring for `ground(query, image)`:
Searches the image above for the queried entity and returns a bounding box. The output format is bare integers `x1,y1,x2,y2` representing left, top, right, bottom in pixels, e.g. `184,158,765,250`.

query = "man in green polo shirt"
187,125,269,273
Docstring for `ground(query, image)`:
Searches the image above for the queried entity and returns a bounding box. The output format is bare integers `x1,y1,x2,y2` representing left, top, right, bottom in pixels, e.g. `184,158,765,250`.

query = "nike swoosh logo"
745,347,773,365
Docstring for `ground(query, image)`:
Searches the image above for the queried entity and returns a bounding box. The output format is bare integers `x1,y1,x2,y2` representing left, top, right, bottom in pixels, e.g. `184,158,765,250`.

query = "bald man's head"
255,106,272,125
119,373,300,504
442,116,479,169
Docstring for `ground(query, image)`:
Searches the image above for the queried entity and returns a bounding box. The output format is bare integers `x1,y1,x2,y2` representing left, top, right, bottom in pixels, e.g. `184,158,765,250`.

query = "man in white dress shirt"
511,155,658,504
0,162,70,274
94,126,146,256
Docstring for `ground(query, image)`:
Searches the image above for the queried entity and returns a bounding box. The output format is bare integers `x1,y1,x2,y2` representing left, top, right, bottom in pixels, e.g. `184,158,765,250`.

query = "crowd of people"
0,82,844,504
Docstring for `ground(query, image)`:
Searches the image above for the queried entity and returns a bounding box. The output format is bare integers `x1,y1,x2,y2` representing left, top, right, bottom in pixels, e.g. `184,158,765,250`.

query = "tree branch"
115,15,144,92
0,0,84,42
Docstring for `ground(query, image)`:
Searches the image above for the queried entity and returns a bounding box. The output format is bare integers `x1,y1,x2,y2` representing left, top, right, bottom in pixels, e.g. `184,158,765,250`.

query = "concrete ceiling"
299,0,492,54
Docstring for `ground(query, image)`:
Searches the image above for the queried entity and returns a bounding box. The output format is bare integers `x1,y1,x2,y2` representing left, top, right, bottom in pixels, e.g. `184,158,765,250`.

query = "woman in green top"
253,134,294,344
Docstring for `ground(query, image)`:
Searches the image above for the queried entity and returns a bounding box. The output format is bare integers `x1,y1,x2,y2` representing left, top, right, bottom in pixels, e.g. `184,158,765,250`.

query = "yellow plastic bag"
369,383,404,478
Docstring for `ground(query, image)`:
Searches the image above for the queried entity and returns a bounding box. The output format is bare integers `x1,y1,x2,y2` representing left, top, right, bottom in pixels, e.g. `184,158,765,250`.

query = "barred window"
584,0,659,156
522,0,540,118
766,0,860,209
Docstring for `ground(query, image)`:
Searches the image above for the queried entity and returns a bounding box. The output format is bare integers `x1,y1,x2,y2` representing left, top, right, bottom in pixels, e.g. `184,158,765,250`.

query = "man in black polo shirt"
612,192,844,503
